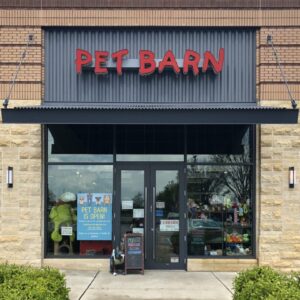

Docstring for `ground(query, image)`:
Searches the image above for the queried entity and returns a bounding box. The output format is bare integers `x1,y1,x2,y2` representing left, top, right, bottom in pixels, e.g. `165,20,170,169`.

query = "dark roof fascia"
1,105,298,124
42,26,259,31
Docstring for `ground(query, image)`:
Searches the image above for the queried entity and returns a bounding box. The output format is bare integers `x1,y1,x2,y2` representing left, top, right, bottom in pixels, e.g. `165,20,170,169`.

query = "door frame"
146,163,186,270
114,162,187,270
114,163,149,251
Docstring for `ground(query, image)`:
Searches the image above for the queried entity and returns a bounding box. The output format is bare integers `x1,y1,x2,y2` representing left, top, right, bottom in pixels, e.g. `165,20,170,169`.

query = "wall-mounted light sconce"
6,166,13,188
289,167,296,188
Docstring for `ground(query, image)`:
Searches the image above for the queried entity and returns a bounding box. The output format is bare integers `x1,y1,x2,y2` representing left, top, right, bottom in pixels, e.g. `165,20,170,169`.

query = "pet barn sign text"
75,48,225,76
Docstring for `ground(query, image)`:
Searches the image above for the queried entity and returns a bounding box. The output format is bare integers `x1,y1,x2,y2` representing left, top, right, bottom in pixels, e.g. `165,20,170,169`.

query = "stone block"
291,259,300,267
19,200,29,208
0,236,19,243
260,196,283,205
43,259,110,271
0,138,10,147
292,140,300,148
292,128,300,136
261,163,273,171
272,223,283,231
261,137,273,147
273,163,283,171
261,126,273,135
275,138,292,147
261,152,272,159
0,259,42,267
281,251,300,259
19,221,41,233
272,260,293,268
260,221,282,231
187,259,257,272
10,127,30,135
273,127,294,135
272,149,282,159
260,186,282,195
11,139,29,147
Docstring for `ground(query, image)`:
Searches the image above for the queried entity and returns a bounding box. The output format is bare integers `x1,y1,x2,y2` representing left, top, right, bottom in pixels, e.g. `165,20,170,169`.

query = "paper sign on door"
122,200,133,210
133,209,144,218
160,219,179,232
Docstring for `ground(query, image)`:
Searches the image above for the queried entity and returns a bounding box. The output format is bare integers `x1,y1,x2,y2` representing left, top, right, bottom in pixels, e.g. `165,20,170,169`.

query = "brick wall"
0,9,300,27
0,47,42,64
0,27,42,101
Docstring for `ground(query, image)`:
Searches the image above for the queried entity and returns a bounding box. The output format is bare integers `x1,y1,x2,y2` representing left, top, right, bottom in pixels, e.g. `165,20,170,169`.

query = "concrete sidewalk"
63,270,236,300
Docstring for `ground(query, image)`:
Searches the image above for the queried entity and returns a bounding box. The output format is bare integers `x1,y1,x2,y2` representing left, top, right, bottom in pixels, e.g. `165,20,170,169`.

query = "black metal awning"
1,103,298,124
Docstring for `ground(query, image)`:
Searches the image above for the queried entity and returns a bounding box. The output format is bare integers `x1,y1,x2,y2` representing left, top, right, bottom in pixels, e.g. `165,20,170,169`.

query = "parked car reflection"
188,218,223,256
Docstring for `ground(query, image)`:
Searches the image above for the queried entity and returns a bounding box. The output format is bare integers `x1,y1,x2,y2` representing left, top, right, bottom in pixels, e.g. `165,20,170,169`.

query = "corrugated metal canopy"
1,104,298,124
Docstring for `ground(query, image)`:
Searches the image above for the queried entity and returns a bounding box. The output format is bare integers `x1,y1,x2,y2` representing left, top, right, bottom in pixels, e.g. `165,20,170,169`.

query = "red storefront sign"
75,48,224,76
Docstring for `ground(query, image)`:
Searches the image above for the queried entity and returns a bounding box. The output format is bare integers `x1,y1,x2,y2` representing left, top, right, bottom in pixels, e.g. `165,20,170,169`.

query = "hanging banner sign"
75,48,224,76
77,192,112,240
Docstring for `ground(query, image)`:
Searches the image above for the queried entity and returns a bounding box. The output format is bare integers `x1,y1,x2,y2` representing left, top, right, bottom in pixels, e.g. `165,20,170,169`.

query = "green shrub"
0,263,69,300
233,266,300,300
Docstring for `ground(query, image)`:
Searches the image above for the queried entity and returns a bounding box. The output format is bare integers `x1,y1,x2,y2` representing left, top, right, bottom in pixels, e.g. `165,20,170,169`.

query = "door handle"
144,186,147,260
153,186,156,260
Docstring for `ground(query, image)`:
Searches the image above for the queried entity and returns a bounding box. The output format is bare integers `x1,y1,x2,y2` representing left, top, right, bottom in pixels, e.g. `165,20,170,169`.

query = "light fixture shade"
289,167,295,188
6,166,13,188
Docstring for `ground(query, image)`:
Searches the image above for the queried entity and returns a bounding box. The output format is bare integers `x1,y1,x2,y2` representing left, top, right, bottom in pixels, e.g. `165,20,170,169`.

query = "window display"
49,192,77,255
187,165,253,257
47,165,113,257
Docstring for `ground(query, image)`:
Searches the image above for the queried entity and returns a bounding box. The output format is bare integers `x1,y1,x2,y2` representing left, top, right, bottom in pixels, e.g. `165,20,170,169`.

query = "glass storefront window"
117,154,184,161
45,124,255,260
47,165,113,257
116,125,184,161
48,125,113,162
187,165,252,257
187,125,251,163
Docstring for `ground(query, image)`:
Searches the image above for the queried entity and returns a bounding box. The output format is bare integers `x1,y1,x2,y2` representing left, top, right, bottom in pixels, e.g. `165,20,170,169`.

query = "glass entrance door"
119,169,146,240
146,166,185,269
116,164,186,269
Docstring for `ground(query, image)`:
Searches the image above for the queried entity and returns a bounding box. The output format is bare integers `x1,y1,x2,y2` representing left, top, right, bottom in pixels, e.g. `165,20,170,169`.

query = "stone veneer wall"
0,26,43,266
258,28,300,272
0,8,300,271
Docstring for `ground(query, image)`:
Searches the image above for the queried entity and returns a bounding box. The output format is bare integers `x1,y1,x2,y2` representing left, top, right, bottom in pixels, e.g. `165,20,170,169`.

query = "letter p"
75,49,92,74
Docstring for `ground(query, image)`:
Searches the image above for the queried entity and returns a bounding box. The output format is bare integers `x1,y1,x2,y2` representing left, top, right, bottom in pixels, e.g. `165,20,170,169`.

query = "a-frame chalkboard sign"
124,233,144,275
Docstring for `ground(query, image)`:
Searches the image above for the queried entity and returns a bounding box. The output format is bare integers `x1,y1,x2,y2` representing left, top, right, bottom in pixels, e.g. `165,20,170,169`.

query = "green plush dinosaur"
49,192,76,242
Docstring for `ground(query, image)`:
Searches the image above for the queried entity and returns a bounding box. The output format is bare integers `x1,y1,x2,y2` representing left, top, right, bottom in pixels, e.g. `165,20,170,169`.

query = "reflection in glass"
187,165,252,257
48,125,113,162
116,125,184,161
47,165,113,257
187,125,251,163
117,154,184,161
155,171,180,264
120,171,145,238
